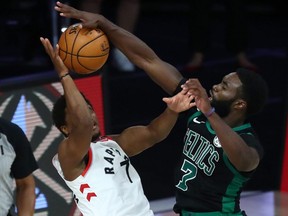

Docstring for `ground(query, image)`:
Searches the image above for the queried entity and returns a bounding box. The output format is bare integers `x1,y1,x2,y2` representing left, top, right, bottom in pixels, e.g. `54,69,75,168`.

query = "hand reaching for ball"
55,1,104,29
40,37,69,78
58,24,110,74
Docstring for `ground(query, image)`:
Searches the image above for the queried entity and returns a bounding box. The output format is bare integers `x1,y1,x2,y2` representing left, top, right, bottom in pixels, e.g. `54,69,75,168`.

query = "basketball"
58,24,110,74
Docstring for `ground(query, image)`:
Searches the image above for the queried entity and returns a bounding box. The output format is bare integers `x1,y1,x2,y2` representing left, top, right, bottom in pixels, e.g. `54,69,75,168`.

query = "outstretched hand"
163,89,194,113
40,37,68,77
55,1,104,29
181,79,212,114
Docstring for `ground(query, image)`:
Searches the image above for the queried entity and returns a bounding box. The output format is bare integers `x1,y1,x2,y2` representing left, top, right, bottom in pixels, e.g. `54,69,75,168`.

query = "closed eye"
222,80,229,90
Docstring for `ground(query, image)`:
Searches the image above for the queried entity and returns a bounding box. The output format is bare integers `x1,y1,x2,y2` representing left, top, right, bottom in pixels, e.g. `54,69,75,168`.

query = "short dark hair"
52,92,93,136
236,68,269,116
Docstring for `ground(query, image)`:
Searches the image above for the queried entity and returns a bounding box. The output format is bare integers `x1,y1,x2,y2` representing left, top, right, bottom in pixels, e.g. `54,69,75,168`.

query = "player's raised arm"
55,1,184,95
40,37,93,180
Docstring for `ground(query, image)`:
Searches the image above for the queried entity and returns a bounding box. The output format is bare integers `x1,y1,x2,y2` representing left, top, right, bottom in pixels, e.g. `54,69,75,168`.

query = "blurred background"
0,0,287,215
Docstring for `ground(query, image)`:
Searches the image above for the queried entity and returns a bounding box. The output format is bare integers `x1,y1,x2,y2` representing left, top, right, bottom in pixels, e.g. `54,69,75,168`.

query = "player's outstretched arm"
112,89,194,156
55,1,184,95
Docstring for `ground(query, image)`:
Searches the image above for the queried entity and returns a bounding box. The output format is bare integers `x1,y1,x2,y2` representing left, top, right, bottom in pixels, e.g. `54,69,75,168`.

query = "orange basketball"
58,24,110,74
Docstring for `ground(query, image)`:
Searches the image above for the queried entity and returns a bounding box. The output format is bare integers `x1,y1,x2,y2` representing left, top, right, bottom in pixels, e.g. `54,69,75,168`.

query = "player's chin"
92,126,100,135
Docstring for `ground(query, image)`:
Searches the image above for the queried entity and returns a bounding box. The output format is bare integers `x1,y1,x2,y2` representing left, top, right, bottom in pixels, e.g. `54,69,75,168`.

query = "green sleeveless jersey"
173,109,263,215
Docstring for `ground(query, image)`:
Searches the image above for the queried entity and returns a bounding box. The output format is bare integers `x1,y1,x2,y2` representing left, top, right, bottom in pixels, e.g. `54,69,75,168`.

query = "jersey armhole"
82,148,92,177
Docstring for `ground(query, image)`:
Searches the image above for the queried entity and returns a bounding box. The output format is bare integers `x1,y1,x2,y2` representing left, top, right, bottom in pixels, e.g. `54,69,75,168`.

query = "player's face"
210,72,242,117
62,104,101,139
88,105,101,141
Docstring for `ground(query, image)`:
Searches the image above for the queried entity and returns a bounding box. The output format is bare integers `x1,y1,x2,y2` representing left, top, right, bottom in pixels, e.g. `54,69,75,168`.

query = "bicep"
15,175,35,191
242,146,260,171
234,134,262,172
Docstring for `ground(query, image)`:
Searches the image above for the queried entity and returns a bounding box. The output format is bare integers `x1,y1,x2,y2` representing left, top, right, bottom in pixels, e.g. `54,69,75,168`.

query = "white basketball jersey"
52,137,154,216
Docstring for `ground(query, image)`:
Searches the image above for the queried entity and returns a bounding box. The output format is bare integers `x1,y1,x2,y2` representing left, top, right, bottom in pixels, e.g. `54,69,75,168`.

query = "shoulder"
0,118,29,148
238,124,264,158
96,135,119,144
94,136,120,148
93,136,124,152
0,118,17,132
0,118,25,135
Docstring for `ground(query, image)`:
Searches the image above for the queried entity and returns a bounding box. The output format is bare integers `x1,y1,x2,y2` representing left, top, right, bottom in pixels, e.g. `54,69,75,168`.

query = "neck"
222,113,246,128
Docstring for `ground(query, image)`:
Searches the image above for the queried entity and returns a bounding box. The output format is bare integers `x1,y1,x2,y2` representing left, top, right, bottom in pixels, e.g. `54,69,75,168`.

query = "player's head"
235,68,268,116
211,68,268,118
52,92,101,140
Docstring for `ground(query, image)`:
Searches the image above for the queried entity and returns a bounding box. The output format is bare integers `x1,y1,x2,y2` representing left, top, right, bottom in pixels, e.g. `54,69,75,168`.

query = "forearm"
99,17,156,65
16,185,35,216
207,112,257,170
99,17,183,95
61,74,91,127
148,107,179,143
116,107,179,157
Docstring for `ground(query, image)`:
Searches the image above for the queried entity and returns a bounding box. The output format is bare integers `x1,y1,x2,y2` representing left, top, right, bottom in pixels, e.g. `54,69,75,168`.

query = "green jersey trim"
222,153,249,212
206,121,252,135
187,110,253,135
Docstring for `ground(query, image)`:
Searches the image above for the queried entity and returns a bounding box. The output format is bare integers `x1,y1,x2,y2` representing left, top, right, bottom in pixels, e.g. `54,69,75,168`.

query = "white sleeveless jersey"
52,137,154,216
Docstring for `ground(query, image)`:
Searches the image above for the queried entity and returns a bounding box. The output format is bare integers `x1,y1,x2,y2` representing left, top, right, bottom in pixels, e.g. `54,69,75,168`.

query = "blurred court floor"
151,191,288,216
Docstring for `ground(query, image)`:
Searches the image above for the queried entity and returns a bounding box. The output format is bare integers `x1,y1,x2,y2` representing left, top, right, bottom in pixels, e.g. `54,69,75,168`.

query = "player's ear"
234,99,247,110
60,125,69,137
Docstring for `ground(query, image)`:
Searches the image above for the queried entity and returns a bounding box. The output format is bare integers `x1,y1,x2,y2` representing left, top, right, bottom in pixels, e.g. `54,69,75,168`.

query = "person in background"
54,2,269,215
0,117,38,216
80,0,140,72
40,32,193,215
183,0,257,72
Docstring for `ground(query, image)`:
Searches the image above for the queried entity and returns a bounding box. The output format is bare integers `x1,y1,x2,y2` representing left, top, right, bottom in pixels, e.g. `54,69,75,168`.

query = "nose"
212,84,218,92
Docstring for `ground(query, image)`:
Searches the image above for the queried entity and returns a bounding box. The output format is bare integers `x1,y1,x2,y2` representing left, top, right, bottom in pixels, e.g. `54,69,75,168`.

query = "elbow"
233,153,260,172
149,134,169,148
158,134,169,143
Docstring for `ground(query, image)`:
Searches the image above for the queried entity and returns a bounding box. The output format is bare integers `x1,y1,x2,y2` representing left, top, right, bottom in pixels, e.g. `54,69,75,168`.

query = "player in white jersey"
53,137,154,216
40,34,194,215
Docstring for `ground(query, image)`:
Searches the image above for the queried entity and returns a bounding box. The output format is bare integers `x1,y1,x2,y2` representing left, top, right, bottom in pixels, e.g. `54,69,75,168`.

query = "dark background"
0,0,287,202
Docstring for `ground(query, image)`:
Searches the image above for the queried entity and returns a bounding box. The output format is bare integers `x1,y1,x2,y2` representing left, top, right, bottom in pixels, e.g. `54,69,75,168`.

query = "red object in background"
70,75,106,216
75,75,105,136
281,116,288,192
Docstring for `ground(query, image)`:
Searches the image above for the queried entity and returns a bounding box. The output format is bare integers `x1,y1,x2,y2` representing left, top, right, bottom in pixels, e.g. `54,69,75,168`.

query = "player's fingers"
54,44,60,56
40,38,51,54
162,97,171,104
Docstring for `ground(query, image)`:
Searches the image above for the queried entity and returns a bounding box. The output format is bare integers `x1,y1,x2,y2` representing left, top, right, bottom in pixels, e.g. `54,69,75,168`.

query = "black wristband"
60,73,70,80
173,78,188,96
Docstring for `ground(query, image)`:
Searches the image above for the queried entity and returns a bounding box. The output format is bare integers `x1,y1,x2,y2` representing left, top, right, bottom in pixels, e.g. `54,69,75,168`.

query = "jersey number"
176,159,197,191
120,155,133,183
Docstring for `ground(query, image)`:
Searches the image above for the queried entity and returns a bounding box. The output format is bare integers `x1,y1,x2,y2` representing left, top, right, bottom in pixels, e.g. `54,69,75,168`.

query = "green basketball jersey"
173,109,263,215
